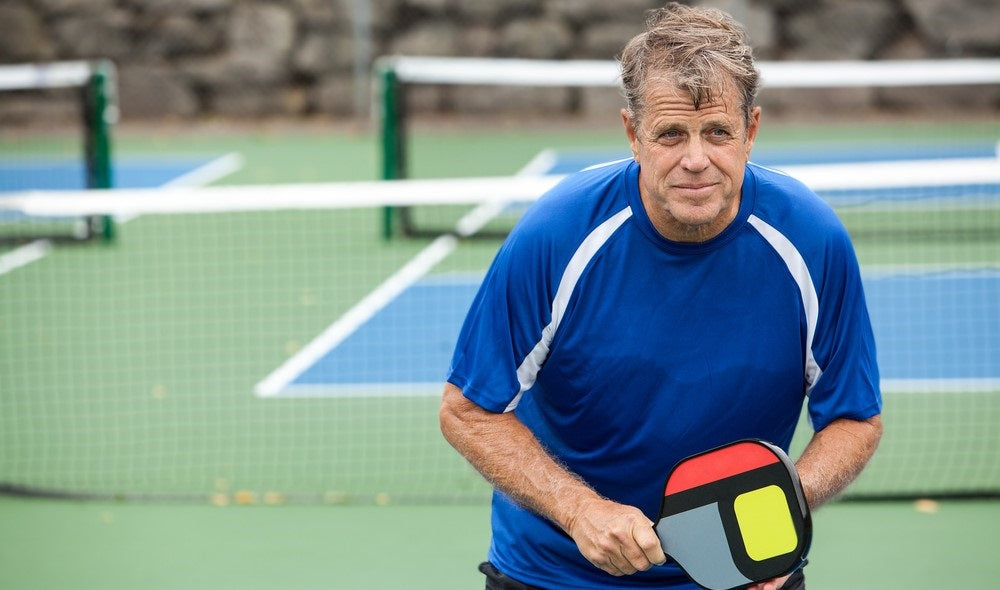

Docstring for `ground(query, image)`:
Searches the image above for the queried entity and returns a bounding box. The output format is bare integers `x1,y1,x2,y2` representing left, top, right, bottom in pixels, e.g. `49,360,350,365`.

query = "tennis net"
0,156,997,504
0,60,117,241
375,56,1000,239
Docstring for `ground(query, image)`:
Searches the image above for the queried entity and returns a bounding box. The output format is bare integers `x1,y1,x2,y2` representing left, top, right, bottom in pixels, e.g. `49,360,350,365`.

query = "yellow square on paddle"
733,485,798,561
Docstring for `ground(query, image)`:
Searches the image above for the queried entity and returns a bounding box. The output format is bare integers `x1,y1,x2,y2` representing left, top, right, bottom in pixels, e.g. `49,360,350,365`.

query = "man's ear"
745,106,762,158
622,108,640,161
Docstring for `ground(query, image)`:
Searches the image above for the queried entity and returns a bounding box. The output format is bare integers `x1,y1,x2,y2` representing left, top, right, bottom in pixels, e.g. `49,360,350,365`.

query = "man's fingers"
611,548,637,576
601,520,664,575
581,547,628,576
633,520,667,566
583,538,636,576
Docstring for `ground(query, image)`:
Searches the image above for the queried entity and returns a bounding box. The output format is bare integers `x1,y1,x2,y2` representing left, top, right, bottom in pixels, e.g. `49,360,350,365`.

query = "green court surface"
1,497,997,589
2,117,998,589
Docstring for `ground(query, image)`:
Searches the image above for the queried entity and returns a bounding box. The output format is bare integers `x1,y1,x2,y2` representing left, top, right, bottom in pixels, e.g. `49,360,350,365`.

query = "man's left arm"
794,414,883,510
746,414,882,590
796,210,883,509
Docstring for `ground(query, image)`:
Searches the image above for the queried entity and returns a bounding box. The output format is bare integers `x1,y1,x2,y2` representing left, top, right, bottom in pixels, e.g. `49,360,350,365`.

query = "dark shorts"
479,561,806,590
479,562,545,590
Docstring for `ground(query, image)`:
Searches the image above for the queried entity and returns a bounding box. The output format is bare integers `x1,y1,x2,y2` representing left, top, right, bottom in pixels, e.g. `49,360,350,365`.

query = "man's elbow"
838,413,883,467
439,382,468,447
863,414,883,448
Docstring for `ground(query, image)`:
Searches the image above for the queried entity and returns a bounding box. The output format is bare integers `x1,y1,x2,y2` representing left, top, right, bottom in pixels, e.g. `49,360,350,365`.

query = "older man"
440,4,883,589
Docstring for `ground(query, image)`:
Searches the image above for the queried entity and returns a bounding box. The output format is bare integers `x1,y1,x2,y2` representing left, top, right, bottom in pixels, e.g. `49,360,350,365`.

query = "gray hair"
619,2,760,128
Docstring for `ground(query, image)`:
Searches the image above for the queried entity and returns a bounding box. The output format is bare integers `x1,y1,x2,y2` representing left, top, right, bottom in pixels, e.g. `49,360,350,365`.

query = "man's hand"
564,496,666,576
441,384,666,578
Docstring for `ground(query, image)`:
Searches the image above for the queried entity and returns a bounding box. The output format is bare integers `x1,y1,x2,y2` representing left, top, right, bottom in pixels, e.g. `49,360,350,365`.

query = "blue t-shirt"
447,159,882,589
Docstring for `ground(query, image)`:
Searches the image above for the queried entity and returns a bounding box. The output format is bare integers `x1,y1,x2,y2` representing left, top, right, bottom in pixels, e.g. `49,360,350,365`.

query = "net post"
83,59,117,243
377,58,406,239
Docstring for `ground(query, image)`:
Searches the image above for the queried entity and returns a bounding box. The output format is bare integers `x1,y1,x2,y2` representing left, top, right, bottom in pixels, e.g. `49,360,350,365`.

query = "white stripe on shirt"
747,214,823,393
505,206,634,412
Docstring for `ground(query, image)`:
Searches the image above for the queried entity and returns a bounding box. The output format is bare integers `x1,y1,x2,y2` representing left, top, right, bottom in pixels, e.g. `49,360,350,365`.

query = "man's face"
623,78,760,242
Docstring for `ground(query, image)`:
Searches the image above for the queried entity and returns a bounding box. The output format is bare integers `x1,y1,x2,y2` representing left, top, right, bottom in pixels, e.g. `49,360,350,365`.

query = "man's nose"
681,136,709,172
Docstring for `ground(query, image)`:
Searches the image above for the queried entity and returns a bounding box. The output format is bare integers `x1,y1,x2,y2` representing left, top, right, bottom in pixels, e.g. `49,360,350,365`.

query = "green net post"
83,60,116,243
378,60,405,240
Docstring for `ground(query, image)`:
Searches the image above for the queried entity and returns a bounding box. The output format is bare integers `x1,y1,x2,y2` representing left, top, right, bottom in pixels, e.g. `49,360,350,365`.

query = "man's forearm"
438,383,598,529
795,415,883,509
439,383,667,576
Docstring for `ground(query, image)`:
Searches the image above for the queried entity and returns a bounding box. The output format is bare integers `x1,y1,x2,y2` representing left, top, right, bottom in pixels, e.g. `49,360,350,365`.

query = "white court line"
161,153,244,188
263,382,444,399
0,152,244,277
254,156,550,397
881,379,1000,394
116,152,244,223
273,379,1000,399
0,239,52,276
516,149,558,176
862,263,1000,278
254,234,458,397
254,185,520,398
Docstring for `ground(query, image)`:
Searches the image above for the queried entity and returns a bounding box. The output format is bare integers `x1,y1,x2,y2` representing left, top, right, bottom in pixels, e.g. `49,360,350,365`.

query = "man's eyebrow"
700,115,736,128
654,121,685,131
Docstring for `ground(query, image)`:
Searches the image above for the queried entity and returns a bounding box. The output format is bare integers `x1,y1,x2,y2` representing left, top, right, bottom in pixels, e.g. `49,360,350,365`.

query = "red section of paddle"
664,441,781,496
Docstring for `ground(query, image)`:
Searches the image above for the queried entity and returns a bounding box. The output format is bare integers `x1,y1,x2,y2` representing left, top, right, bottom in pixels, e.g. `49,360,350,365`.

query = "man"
440,3,883,589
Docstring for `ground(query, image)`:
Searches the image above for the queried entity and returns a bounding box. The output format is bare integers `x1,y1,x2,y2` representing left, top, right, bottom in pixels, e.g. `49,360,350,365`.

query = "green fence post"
378,60,405,240
84,60,116,242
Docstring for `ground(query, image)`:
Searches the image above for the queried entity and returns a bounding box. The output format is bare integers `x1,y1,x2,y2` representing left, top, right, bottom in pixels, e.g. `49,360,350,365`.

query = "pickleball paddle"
654,439,811,590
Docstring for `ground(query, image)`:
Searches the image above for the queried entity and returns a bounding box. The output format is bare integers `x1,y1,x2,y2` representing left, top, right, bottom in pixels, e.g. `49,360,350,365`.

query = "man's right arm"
438,382,665,577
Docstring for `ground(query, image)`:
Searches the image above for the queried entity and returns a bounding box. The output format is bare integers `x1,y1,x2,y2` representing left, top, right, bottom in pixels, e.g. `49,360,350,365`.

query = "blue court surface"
275,270,1000,397
0,154,242,232
265,145,1000,398
291,276,481,395
0,156,229,193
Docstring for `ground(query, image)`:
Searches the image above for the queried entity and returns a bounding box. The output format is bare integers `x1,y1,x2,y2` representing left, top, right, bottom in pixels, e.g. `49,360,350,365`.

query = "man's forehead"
643,72,739,113
643,83,736,119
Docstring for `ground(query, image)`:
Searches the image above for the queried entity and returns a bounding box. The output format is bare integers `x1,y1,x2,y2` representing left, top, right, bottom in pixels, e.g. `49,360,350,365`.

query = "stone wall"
1,0,997,122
